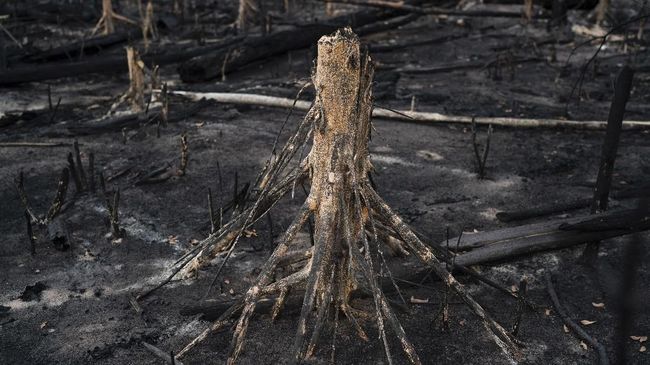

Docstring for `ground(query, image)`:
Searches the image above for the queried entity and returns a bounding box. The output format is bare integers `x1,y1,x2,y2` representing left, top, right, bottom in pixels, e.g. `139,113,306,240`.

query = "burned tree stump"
158,28,520,364
236,0,261,32
92,0,137,36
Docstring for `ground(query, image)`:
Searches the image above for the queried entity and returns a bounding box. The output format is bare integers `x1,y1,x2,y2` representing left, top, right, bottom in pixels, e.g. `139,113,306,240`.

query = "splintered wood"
126,47,145,112
151,28,521,365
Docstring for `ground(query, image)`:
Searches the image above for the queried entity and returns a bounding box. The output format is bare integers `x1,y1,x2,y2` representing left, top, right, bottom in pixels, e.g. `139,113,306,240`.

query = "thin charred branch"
545,273,609,365
564,14,649,111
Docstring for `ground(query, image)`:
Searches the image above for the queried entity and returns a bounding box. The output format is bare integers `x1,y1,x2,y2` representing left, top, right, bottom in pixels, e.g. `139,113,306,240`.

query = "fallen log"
320,0,551,18
178,8,409,83
395,56,542,74
496,198,591,222
448,208,650,266
0,141,73,148
496,183,650,222
20,30,142,63
162,90,650,129
355,12,421,36
451,215,588,251
0,37,243,86
369,31,469,53
68,99,211,135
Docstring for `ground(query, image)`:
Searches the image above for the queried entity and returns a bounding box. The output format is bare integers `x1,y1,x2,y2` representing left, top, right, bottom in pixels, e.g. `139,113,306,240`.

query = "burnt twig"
545,273,609,365
564,14,648,112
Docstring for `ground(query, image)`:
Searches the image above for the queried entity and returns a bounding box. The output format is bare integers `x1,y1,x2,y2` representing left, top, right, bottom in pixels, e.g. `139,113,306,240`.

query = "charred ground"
1,1,649,364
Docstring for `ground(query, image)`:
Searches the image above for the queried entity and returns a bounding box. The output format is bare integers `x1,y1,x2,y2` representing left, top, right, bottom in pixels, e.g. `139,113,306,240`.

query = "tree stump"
92,0,137,36
168,28,520,365
236,0,261,32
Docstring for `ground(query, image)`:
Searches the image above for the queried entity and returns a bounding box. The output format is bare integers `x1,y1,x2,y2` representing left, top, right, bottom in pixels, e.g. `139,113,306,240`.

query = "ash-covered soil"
1,1,649,364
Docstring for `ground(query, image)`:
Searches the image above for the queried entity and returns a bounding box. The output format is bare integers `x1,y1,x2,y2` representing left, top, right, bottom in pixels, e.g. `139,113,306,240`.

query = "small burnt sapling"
100,172,124,239
16,168,70,252
470,117,493,179
169,29,520,364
